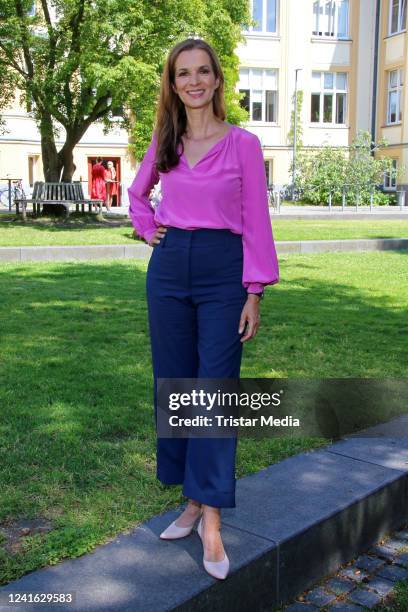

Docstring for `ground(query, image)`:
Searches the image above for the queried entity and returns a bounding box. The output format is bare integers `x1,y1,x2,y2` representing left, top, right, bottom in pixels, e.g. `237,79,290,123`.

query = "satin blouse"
128,123,279,294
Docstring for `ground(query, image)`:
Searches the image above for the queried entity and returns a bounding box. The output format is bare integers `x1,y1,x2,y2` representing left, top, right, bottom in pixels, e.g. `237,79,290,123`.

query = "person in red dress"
104,160,118,210
91,157,107,204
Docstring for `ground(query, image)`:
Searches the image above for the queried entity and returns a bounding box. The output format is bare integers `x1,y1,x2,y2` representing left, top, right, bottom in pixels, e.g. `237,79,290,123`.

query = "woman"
91,157,107,203
105,160,118,210
128,38,279,580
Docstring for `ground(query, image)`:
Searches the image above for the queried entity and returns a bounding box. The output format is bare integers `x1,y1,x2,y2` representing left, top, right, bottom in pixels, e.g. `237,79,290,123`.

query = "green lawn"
0,214,407,245
0,251,407,585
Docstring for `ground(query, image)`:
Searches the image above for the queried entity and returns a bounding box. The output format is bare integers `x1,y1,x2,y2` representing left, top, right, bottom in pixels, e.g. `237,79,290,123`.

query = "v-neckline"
181,123,233,171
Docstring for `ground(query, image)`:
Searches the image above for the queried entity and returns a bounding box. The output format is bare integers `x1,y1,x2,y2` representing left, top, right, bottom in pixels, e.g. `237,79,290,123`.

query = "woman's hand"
147,226,167,247
238,294,261,342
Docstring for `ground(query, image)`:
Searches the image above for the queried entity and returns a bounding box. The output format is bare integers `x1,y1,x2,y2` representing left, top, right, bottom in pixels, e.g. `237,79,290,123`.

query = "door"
87,156,122,206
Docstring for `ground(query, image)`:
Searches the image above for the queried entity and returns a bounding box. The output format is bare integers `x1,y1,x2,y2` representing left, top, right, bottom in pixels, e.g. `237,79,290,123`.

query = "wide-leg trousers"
146,227,248,508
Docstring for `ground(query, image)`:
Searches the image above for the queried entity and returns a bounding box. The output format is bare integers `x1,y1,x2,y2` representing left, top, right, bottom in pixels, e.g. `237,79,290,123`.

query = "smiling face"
172,48,220,111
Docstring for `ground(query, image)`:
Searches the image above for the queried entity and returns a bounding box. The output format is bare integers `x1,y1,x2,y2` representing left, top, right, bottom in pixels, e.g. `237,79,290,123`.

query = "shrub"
292,130,405,205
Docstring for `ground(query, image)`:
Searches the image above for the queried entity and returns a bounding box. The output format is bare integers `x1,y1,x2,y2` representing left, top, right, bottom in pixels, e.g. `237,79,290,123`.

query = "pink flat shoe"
159,509,202,540
197,517,230,580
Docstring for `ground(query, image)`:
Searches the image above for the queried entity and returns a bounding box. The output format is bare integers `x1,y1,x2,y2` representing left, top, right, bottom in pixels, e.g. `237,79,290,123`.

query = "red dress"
91,163,106,200
104,169,118,196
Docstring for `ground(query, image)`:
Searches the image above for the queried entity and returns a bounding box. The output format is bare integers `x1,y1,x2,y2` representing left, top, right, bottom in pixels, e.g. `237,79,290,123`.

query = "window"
384,159,397,190
310,71,347,124
312,0,349,38
28,155,40,187
389,0,407,34
238,68,278,123
387,69,403,124
264,159,273,187
245,0,277,34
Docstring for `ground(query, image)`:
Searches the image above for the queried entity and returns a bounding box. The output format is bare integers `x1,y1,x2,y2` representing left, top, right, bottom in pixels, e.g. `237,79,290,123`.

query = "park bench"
14,181,104,219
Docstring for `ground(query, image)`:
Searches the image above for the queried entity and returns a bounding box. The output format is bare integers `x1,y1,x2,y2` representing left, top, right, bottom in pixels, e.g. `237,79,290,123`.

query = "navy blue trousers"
146,227,248,508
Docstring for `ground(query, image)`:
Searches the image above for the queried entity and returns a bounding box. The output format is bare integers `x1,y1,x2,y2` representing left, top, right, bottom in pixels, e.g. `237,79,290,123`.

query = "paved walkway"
0,415,407,611
2,204,408,221
284,527,408,611
271,205,408,219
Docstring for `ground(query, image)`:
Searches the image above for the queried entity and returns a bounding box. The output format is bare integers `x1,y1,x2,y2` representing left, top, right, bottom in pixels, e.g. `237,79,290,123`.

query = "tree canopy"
0,0,251,182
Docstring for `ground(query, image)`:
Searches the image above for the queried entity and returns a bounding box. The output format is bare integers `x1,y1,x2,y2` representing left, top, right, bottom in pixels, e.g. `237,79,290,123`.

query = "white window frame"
310,71,348,125
386,68,403,124
264,159,274,187
312,0,349,39
383,159,398,191
238,68,278,124
28,154,40,187
389,0,407,35
244,0,278,34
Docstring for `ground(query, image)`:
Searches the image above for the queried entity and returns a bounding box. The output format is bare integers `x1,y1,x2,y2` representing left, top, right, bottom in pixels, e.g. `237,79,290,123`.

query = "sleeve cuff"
143,226,159,243
247,282,265,294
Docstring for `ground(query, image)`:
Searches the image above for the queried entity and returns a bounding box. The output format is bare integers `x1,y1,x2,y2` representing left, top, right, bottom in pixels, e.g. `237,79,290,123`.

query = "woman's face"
172,48,219,111
107,162,113,169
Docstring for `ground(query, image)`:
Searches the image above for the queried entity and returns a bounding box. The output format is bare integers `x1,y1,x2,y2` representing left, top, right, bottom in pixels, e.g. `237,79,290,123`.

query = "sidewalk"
271,205,408,219
0,414,407,611
2,204,408,221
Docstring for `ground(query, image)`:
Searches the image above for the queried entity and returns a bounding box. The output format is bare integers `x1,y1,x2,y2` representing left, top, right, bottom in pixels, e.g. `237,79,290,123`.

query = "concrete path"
0,414,407,611
271,205,408,219
2,204,408,219
0,237,408,263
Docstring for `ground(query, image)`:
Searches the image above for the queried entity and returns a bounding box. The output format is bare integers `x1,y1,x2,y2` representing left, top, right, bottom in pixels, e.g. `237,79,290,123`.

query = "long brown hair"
153,38,226,173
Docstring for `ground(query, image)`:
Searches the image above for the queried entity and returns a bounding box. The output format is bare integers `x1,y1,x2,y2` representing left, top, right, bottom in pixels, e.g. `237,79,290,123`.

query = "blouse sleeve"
127,133,160,243
240,133,279,294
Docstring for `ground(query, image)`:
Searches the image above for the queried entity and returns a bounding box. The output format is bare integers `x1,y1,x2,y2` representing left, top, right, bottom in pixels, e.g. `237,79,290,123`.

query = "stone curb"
0,238,408,262
0,416,407,611
277,237,408,253
0,244,150,262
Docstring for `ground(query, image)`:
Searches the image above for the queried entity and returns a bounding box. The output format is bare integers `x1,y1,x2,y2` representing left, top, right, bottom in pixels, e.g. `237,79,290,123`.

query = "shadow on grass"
0,212,136,234
0,253,407,583
0,254,406,447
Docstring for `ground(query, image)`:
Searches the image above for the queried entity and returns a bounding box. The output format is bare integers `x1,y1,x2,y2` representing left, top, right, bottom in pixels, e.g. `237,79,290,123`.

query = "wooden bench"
14,181,104,219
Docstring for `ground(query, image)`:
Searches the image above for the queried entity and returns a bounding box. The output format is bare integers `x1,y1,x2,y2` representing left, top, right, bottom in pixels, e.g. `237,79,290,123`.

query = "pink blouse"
128,123,279,294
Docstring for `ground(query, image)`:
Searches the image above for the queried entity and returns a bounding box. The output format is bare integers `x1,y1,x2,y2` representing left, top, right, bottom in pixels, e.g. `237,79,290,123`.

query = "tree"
0,0,251,196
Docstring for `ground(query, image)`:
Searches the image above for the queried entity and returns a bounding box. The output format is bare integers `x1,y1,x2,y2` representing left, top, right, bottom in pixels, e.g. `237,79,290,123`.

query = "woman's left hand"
238,294,261,342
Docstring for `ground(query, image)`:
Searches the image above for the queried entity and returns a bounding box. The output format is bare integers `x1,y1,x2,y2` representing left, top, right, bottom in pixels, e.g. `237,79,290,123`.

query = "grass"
379,579,408,611
273,218,408,241
0,213,407,246
0,251,407,585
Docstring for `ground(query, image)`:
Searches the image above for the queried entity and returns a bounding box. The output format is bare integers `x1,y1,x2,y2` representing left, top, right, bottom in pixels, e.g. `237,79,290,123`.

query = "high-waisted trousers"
146,227,248,508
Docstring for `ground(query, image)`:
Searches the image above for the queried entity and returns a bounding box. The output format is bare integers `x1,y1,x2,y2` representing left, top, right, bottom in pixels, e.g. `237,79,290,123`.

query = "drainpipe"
371,0,381,150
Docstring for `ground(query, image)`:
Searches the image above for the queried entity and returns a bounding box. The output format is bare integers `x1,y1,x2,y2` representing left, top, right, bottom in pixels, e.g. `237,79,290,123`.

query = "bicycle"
0,179,26,210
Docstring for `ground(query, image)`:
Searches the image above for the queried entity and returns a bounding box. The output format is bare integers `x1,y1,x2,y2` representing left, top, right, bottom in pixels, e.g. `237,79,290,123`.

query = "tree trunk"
40,117,78,216
40,113,61,182
40,113,64,215
58,141,77,182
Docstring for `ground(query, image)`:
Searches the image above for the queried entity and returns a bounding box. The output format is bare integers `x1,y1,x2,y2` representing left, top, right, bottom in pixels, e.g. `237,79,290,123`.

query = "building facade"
374,0,408,191
237,0,379,189
0,86,135,207
0,0,405,203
